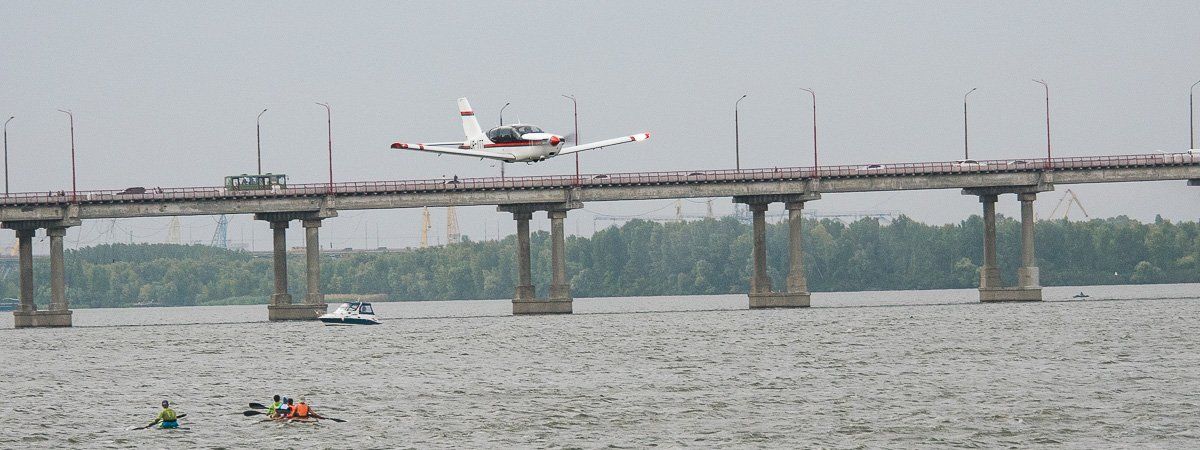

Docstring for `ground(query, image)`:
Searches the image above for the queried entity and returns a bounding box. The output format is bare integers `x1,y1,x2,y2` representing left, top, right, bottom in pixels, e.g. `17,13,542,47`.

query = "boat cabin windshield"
487,125,543,143
334,301,372,315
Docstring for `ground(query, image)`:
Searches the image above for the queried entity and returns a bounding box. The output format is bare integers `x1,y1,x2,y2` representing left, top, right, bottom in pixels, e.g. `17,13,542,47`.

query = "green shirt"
157,408,177,422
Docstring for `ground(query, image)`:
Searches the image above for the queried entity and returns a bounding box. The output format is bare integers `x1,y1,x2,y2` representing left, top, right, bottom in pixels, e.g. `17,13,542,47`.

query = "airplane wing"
391,142,515,162
559,133,650,156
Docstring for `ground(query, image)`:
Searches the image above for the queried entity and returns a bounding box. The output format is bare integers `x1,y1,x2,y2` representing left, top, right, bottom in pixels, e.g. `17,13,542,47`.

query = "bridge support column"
16,229,35,313
9,224,74,328
269,221,292,308
1017,193,1042,293
48,227,69,312
979,194,1002,290
512,212,536,302
500,202,580,315
748,203,773,295
301,219,329,316
965,188,1046,303
548,210,572,304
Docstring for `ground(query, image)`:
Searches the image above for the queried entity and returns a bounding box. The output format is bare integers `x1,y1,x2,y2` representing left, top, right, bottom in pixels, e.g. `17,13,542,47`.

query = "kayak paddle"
249,402,267,409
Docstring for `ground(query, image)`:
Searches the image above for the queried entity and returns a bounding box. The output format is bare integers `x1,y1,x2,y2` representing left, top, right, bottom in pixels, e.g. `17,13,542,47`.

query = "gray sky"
3,1,1200,251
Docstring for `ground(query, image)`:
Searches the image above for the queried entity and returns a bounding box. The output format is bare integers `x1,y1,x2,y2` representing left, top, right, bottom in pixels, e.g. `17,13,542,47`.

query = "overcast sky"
3,1,1200,251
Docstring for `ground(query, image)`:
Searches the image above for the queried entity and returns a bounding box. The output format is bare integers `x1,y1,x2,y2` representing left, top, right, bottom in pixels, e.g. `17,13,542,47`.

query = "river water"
1,284,1198,448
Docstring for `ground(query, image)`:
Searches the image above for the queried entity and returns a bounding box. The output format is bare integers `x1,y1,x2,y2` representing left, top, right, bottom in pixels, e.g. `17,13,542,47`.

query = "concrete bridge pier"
978,194,1002,289
965,187,1046,302
1016,193,1040,290
16,229,35,313
2,221,78,327
269,220,293,307
735,193,820,308
512,211,536,302
303,219,325,306
548,210,572,302
499,202,580,315
255,212,333,321
749,203,773,295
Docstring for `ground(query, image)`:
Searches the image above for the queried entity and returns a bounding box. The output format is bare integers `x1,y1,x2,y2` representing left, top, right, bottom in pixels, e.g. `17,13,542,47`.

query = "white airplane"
391,98,650,163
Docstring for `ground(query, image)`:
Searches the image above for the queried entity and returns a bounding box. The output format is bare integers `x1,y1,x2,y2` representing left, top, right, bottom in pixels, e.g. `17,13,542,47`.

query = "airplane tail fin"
458,98,487,144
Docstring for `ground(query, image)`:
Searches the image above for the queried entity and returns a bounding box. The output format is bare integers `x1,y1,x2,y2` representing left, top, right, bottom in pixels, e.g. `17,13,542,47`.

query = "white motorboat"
318,301,382,325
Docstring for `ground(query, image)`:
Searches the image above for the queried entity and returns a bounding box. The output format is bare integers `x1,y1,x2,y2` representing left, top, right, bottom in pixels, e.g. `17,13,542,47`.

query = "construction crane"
1047,189,1090,220
447,206,461,244
419,207,432,248
167,217,182,245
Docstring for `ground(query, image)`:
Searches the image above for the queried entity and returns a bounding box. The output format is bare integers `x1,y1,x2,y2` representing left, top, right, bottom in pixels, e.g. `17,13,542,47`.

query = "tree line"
1,214,1196,308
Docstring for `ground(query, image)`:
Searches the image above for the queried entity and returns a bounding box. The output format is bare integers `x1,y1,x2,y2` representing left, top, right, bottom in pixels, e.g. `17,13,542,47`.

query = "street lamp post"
800,88,817,177
3,116,13,197
561,94,578,185
316,103,332,193
963,88,977,160
56,109,76,202
499,102,510,179
1033,79,1051,170
735,94,747,171
256,109,267,175
1190,79,1200,150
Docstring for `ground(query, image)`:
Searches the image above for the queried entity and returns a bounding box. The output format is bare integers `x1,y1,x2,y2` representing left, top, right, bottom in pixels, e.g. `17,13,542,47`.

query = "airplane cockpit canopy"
487,125,543,143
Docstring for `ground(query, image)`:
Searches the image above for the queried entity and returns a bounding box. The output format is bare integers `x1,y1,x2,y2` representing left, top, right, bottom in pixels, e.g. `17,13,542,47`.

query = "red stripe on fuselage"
484,141,540,148
460,111,474,116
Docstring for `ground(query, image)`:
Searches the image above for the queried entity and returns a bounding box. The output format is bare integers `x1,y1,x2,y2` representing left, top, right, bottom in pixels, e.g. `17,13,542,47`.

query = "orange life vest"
291,402,310,418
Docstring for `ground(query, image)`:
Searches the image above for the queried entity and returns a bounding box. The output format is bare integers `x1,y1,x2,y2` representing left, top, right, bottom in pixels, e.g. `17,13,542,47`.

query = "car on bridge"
953,159,983,167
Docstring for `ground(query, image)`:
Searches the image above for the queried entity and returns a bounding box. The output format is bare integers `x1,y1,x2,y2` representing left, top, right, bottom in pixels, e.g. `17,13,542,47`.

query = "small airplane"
391,98,650,163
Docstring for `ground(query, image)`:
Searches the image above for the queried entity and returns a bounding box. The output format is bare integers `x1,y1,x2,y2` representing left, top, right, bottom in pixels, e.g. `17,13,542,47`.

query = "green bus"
225,174,287,191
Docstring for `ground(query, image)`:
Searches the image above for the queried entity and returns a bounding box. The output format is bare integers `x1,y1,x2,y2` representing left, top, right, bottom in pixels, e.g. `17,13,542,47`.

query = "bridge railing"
0,152,1195,206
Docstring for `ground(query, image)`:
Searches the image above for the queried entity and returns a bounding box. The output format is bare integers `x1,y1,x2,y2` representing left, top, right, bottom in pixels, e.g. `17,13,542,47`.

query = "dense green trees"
2,214,1196,307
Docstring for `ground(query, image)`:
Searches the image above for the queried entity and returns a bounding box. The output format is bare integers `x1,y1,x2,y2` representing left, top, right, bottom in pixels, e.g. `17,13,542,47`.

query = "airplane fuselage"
469,140,564,162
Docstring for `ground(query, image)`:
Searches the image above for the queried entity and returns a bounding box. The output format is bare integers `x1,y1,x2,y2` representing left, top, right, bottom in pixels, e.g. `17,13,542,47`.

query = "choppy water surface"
1,284,1198,448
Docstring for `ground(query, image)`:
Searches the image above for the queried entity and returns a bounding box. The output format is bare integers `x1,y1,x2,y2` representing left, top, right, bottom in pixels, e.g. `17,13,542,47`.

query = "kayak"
261,416,320,425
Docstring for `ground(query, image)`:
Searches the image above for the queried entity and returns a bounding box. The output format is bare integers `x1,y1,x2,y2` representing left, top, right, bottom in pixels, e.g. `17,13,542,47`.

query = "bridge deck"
1,153,1198,221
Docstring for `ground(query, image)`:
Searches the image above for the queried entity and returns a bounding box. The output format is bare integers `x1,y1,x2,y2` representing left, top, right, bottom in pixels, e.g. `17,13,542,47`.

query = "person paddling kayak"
266,395,283,418
287,397,327,420
275,397,292,417
149,400,180,429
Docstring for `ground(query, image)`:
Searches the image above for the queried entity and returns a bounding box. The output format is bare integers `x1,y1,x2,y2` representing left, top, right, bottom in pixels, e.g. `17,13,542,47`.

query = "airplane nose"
550,136,561,145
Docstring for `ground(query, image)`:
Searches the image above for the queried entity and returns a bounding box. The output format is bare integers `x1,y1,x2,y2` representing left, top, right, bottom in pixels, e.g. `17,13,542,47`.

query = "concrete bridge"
3,153,1198,327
